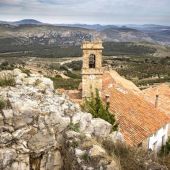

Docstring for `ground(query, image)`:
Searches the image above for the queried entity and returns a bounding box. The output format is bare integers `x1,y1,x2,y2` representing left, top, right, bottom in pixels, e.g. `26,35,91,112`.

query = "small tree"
161,137,170,155
82,89,118,131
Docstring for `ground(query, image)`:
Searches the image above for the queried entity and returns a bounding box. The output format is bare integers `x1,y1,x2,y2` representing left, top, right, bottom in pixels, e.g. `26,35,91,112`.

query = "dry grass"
102,139,167,170
0,74,15,87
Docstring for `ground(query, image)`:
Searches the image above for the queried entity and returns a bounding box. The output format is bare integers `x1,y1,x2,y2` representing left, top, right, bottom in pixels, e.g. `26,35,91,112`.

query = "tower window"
89,54,96,68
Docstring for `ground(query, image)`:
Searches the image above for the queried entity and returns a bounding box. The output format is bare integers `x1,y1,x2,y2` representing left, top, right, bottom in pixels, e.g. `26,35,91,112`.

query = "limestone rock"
2,109,13,119
13,116,27,129
92,118,112,137
108,131,124,143
13,68,22,76
107,160,120,170
73,112,93,134
0,149,17,169
89,145,106,157
0,132,13,145
12,126,37,140
53,150,63,168
2,109,13,126
0,113,4,126
0,69,123,170
28,131,56,152
75,149,86,157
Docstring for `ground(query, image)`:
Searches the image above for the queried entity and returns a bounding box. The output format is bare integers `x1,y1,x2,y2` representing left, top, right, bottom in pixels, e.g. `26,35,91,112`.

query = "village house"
143,84,170,136
67,41,170,151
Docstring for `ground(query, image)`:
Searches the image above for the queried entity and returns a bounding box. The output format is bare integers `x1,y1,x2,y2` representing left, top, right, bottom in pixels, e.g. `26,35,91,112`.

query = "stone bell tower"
81,41,103,98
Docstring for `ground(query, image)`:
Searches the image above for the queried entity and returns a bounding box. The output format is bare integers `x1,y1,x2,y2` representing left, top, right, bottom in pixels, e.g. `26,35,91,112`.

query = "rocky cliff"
0,69,122,170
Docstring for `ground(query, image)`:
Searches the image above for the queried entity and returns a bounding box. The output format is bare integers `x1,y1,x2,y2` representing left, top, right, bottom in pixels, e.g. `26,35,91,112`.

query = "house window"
89,54,96,68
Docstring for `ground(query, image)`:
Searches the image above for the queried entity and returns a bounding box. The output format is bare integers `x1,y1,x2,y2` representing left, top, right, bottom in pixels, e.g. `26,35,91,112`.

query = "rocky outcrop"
0,69,122,170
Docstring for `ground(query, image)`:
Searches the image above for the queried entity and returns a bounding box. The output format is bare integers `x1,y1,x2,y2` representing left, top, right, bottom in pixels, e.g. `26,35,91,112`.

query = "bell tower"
81,41,103,98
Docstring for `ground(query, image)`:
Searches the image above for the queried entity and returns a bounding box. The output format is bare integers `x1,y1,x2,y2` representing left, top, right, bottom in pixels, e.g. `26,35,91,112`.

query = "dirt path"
60,57,82,66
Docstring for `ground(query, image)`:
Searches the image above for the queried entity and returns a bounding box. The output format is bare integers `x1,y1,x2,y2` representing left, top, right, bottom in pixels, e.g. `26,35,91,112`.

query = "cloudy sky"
0,0,170,25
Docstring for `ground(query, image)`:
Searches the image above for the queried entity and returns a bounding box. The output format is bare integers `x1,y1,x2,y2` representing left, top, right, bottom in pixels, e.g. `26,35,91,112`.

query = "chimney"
155,94,159,108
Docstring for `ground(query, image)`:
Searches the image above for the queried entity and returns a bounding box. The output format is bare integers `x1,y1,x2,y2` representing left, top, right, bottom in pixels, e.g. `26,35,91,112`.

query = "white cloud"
0,0,170,25
0,0,23,5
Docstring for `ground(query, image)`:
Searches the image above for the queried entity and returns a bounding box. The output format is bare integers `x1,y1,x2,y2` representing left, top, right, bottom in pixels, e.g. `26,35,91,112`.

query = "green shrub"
82,89,118,131
0,98,7,110
0,61,15,70
68,122,80,132
161,137,170,155
19,67,31,76
81,152,90,162
70,141,79,148
50,77,81,90
0,75,16,87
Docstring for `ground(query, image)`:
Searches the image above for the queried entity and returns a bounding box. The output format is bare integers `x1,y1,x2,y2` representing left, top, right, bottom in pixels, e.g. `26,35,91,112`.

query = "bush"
50,77,81,90
0,98,7,110
0,61,15,70
19,67,31,76
68,122,80,132
102,141,165,170
160,137,170,155
0,75,16,87
82,89,118,131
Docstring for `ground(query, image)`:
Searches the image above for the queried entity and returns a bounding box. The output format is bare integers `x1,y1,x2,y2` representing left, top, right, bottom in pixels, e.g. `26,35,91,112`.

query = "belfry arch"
89,54,96,68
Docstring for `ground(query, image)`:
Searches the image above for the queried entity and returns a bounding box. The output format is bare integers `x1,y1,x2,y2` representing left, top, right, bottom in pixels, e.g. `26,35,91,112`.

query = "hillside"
0,22,170,58
101,27,153,42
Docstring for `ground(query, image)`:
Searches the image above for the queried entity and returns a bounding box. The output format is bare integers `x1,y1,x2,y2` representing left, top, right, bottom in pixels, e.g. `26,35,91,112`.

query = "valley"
0,20,170,89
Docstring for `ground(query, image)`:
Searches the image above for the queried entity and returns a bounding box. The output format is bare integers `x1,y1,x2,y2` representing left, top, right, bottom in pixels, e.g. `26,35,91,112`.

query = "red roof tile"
102,72,170,146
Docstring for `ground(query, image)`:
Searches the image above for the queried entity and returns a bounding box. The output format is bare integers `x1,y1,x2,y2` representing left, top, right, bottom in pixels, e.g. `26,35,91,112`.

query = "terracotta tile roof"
143,84,170,116
102,72,170,146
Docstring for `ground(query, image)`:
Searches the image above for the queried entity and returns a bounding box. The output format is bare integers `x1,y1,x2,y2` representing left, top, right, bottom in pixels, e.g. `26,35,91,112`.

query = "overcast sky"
0,0,170,25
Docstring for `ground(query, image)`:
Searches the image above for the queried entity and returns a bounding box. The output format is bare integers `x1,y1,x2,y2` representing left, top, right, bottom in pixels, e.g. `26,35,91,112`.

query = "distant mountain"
0,24,94,47
56,24,118,31
14,19,42,25
100,27,153,42
125,25,170,43
0,20,170,46
0,19,43,26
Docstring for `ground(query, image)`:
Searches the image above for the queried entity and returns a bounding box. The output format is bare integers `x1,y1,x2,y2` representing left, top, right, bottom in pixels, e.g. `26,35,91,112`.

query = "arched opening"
89,54,96,68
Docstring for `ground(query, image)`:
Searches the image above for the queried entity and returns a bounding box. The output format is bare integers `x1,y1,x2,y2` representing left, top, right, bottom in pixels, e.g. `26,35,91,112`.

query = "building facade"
80,41,170,152
81,41,103,98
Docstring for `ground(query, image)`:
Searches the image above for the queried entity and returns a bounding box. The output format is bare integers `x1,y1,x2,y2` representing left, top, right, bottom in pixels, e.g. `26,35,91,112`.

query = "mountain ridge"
0,19,170,47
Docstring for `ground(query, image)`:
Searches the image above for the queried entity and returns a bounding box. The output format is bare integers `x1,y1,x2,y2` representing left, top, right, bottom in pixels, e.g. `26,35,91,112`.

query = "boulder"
13,116,27,129
72,112,93,134
92,118,112,137
12,126,37,140
0,132,13,145
89,145,106,158
13,69,22,76
37,77,54,90
0,149,17,168
108,131,124,143
107,160,120,170
75,149,86,157
2,109,13,126
27,131,56,152
53,150,63,169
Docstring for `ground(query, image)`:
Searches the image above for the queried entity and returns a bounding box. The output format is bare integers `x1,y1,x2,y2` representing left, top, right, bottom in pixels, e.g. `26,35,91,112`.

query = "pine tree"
83,89,118,131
